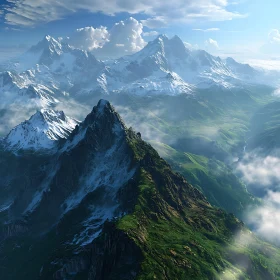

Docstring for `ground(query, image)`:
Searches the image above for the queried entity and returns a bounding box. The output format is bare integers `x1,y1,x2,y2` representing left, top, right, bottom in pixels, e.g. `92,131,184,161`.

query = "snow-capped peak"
0,71,25,88
106,34,259,91
29,35,64,55
2,109,79,152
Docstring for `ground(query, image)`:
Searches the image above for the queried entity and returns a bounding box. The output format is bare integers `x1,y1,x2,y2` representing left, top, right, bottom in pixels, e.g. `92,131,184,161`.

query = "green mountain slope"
150,141,258,217
248,101,280,152
97,131,280,280
1,100,280,280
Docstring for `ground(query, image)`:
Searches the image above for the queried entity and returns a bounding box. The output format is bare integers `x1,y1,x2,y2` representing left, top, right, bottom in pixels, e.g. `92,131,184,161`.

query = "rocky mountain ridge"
0,100,279,279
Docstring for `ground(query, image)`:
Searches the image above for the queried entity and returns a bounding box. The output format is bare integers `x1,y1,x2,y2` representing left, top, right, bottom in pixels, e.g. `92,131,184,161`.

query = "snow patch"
3,109,79,152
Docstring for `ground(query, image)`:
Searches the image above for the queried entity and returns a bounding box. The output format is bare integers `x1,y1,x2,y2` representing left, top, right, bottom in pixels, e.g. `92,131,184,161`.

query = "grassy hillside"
104,86,276,161
114,135,280,280
248,101,280,152
150,141,258,218
1,103,280,280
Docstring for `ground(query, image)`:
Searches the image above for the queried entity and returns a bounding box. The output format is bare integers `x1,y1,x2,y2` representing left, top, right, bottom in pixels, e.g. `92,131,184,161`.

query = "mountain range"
0,34,276,125
1,32,280,280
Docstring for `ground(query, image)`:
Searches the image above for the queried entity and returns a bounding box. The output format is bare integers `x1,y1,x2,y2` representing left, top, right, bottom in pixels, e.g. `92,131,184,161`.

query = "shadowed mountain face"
0,100,279,280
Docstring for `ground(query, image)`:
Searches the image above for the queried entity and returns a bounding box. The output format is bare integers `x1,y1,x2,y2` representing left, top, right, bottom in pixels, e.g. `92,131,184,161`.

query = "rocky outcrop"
87,222,143,280
0,221,28,241
53,256,89,280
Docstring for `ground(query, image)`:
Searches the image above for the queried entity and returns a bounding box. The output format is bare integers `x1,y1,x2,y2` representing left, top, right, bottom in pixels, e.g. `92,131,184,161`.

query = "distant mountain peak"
44,35,54,41
2,109,79,152
156,34,169,40
29,35,62,53
170,34,184,43
33,109,67,127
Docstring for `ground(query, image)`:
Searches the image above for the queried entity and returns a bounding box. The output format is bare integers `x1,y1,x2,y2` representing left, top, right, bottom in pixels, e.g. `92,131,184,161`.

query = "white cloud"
237,151,280,245
4,0,247,27
64,18,146,58
0,99,40,136
246,191,280,245
193,28,220,32
244,58,280,71
237,153,280,187
5,0,67,26
114,105,167,143
273,88,280,97
268,29,280,43
65,26,109,50
184,42,199,50
141,0,247,28
205,38,219,51
260,29,280,55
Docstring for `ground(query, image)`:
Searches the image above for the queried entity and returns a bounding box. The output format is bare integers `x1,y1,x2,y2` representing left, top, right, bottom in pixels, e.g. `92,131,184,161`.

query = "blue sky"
1,0,280,65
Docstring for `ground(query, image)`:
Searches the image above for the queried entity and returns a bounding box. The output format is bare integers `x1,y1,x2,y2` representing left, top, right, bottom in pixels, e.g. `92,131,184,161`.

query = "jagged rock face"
105,34,258,95
0,37,106,124
0,34,263,106
0,71,21,88
0,100,279,280
0,222,28,241
0,99,207,279
0,100,143,279
26,35,103,72
28,35,64,66
86,222,143,280
0,101,136,234
2,108,79,151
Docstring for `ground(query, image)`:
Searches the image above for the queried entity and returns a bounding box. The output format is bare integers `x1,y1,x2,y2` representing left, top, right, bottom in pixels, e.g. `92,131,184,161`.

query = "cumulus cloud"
65,26,109,50
4,0,247,27
260,29,280,55
237,152,280,187
268,29,280,43
237,151,280,245
246,191,280,245
93,17,146,58
65,17,146,58
205,38,219,52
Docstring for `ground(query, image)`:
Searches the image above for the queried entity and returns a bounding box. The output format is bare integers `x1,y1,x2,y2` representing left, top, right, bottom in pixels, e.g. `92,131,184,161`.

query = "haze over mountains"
0,34,277,114
1,33,279,140
1,31,280,279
